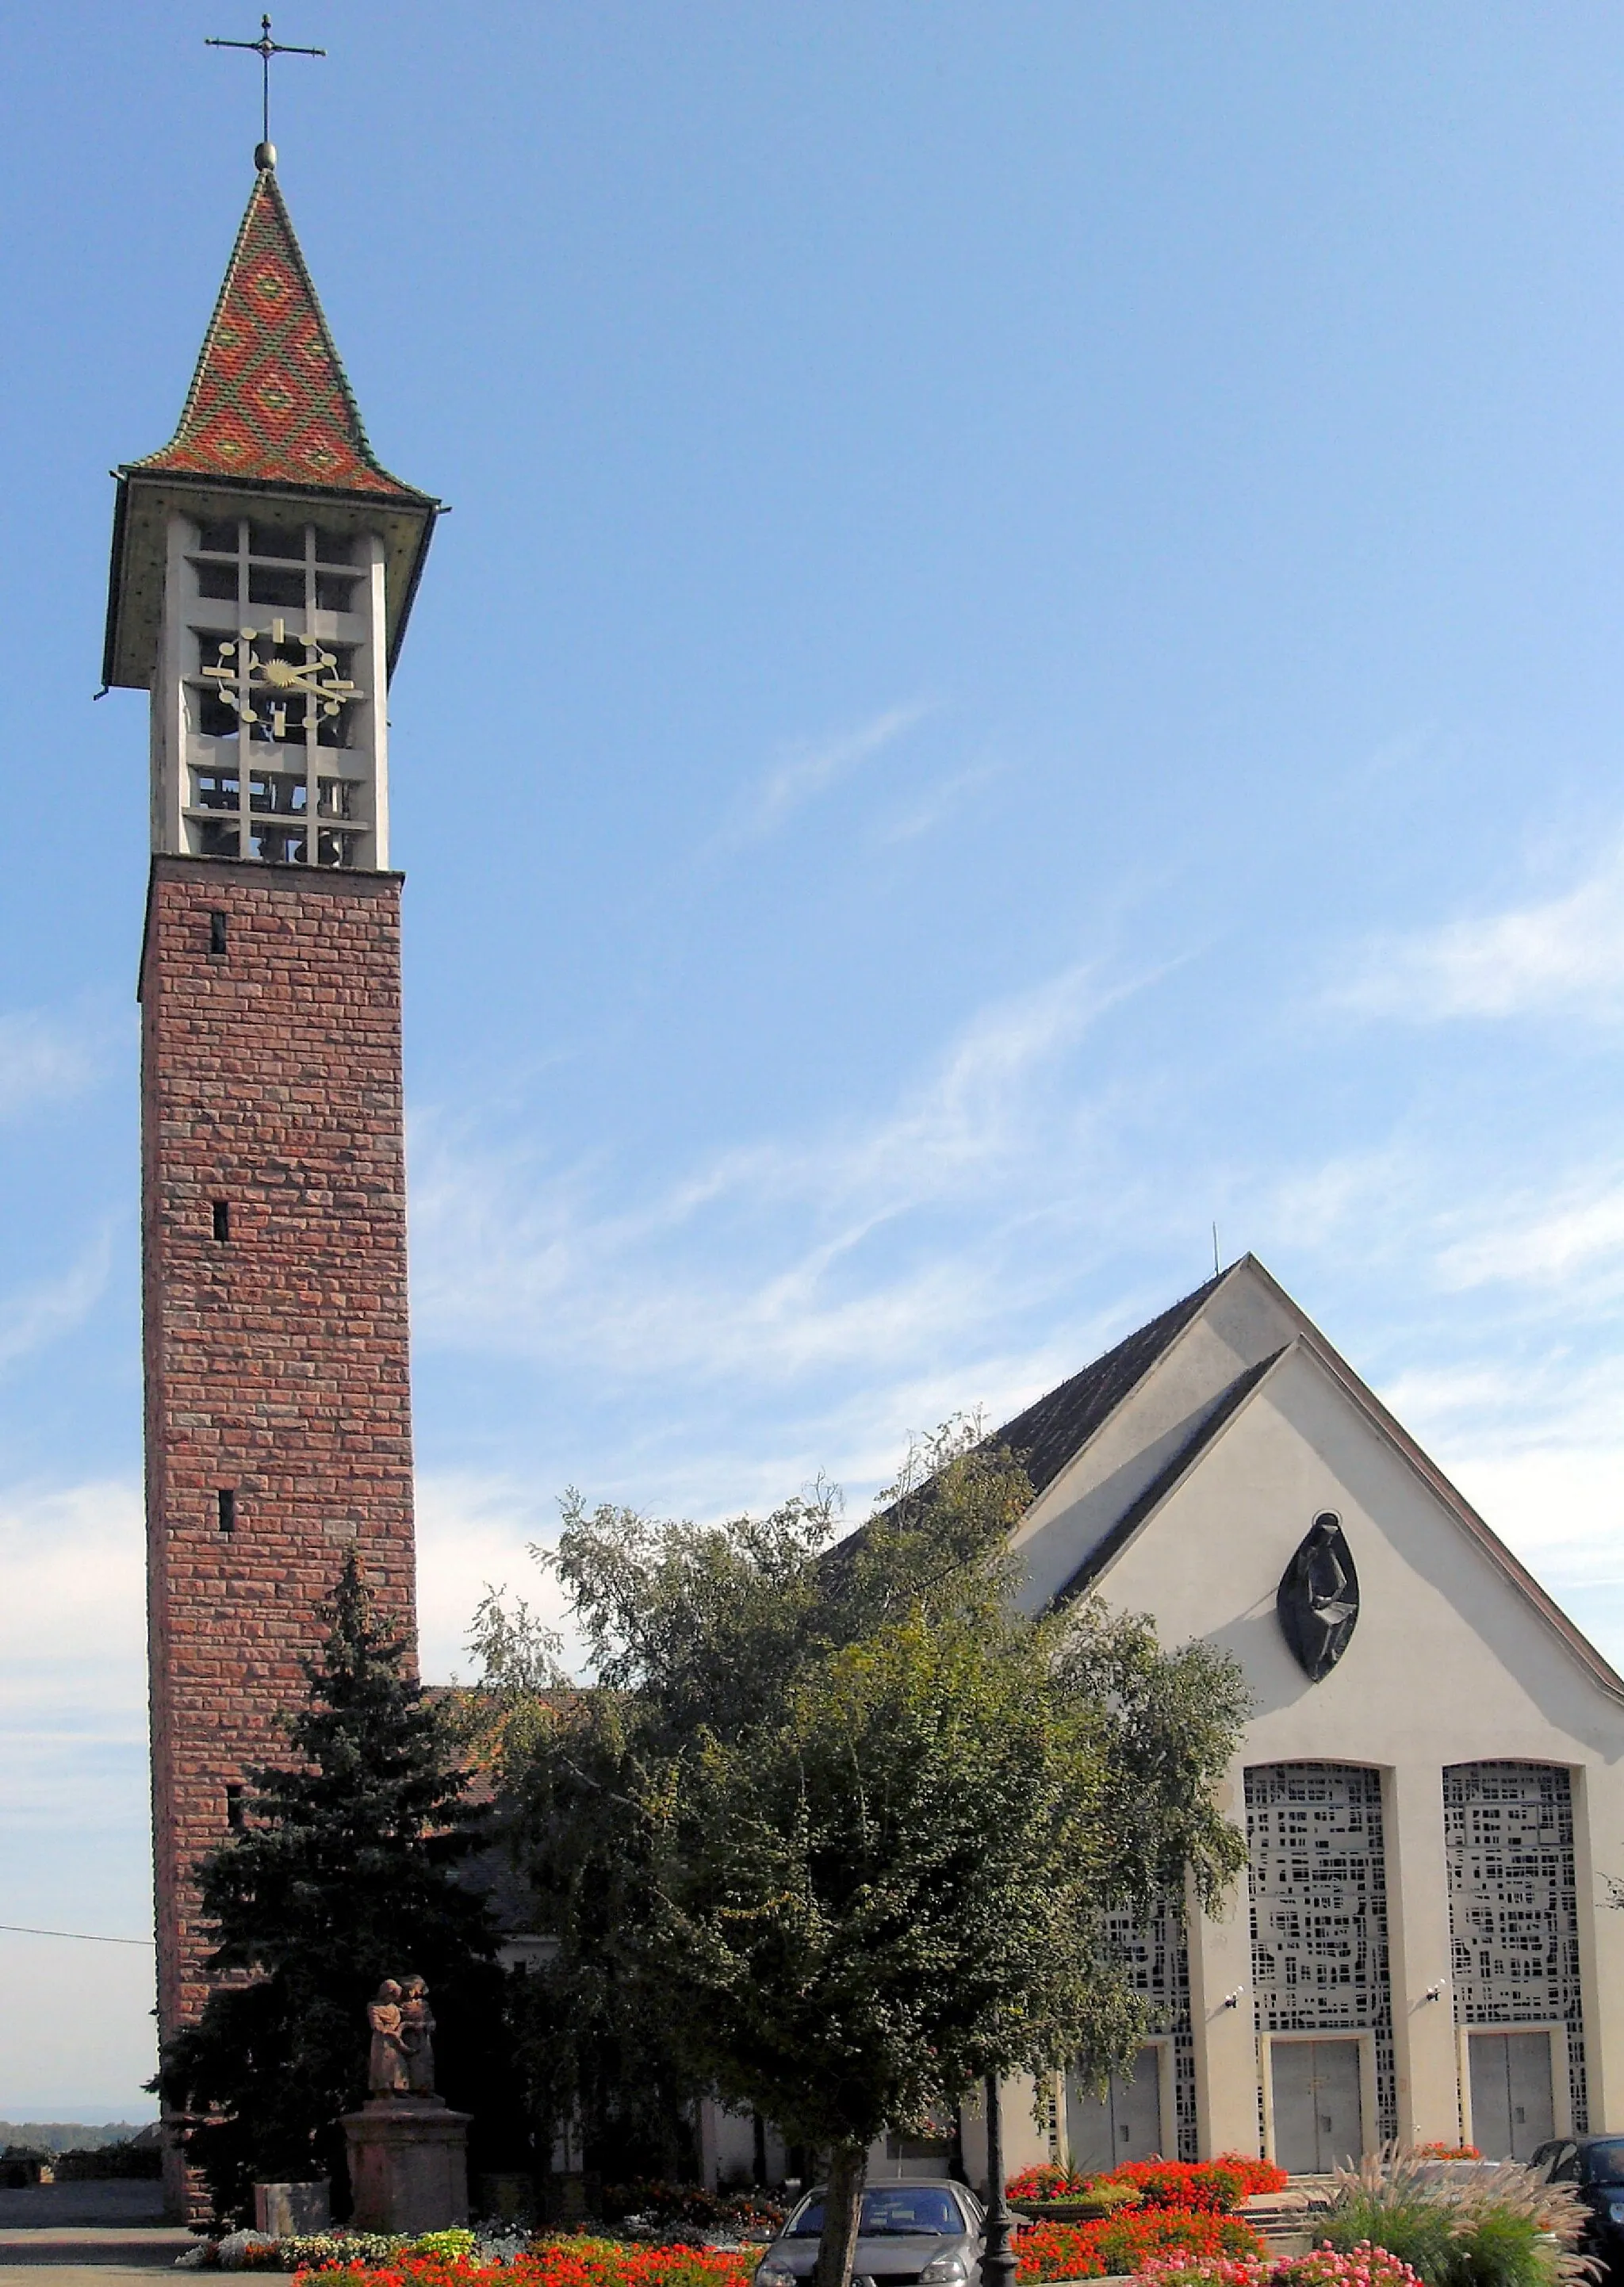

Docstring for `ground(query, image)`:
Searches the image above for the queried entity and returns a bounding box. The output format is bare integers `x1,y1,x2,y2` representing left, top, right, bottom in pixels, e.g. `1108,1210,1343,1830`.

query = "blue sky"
6,0,1624,2114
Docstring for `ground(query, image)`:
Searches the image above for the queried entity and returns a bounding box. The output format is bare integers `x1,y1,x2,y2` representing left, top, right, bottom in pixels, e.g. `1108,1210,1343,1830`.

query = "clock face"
201,619,362,741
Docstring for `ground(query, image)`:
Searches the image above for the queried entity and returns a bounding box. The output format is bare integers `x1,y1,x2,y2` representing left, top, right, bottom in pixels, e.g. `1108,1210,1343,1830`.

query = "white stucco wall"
1068,1320,1624,2155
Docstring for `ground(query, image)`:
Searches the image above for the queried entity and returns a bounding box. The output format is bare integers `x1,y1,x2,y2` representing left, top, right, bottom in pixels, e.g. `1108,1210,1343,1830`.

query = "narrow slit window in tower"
216,1488,236,1535
212,1200,231,1242
225,1784,244,1832
209,911,228,955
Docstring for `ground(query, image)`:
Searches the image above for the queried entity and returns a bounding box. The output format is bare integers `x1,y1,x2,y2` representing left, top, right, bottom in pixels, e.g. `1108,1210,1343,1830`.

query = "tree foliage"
470,1425,1249,2287
159,1553,506,2223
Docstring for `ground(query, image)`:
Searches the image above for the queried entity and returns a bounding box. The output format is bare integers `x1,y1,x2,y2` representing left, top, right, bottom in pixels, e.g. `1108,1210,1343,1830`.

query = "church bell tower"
103,147,439,2130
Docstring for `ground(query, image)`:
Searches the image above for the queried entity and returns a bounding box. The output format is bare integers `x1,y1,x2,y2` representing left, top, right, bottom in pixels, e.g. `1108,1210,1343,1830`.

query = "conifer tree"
159,1552,503,2223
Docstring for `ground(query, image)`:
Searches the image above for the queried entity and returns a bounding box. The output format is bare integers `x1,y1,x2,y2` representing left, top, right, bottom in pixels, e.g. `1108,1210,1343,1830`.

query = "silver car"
754,2178,986,2287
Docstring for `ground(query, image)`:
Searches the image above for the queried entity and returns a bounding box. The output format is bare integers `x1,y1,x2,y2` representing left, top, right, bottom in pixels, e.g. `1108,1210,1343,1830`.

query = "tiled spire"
135,165,417,498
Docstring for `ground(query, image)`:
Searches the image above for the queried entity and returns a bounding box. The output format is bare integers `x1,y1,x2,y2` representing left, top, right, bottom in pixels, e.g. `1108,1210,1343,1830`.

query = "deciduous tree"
473,1427,1249,2287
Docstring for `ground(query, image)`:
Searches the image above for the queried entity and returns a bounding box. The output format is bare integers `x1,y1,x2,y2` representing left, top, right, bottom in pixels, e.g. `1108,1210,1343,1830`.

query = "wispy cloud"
415,1470,580,1683
694,960,1126,1213
1264,1145,1427,1257
0,1231,116,1375
868,760,999,849
0,1006,118,1124
1337,840,1624,1022
1246,1120,1624,1316
1375,1343,1624,1661
0,1473,157,2106
411,960,1146,1392
725,700,934,847
1434,1170,1624,1295
0,1480,145,1748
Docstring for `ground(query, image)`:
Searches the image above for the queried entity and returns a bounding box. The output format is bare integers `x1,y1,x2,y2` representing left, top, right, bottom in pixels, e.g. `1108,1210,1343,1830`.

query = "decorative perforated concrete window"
1246,1763,1396,2163
1099,1901,1197,2161
1444,1761,1587,2150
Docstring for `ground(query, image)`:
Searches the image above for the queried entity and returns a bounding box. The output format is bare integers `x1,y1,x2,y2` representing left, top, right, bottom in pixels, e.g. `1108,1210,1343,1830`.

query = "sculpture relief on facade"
1276,1509,1360,1681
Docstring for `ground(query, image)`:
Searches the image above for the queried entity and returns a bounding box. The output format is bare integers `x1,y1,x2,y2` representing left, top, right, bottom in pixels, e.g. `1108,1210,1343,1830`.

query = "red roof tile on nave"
132,167,422,499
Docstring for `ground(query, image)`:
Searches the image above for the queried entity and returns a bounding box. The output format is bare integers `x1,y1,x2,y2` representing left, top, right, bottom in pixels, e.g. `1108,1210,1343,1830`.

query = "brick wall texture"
140,852,417,2050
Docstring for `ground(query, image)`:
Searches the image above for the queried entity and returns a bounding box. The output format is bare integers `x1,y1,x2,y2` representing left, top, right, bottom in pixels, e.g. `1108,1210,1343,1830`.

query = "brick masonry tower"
102,149,439,2193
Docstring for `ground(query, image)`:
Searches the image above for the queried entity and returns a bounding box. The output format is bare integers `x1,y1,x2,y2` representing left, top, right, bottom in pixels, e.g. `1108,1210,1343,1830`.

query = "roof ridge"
1048,1346,1287,1608
130,167,423,500
991,1265,1229,1499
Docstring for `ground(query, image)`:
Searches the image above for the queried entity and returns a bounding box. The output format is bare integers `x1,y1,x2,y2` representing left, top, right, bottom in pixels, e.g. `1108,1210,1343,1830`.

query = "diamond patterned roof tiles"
133,167,423,499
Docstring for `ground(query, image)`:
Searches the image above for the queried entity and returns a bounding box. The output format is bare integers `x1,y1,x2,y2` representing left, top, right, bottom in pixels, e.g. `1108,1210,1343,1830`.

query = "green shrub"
55,2143,163,2182
0,2147,48,2190
1319,2149,1595,2287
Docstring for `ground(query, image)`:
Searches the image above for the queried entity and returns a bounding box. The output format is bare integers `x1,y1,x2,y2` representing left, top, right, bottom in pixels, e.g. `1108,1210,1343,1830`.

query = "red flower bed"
1016,2209,1267,2281
1108,2165,1242,2216
1108,2161,1285,2212
285,2208,1281,2287
293,2245,754,2287
1006,2158,1288,2212
1008,2164,1094,2201
1208,2157,1289,2200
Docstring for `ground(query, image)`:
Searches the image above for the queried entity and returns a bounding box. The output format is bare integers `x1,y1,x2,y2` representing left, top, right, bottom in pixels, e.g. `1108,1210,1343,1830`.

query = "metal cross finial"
205,14,325,167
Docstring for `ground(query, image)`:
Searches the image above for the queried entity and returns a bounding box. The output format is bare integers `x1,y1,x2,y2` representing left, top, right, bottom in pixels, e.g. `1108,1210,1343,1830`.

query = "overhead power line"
0,1922,154,1947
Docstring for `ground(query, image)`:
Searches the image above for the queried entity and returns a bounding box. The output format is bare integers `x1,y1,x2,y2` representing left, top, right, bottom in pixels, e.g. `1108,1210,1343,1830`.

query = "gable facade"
984,1258,1624,2174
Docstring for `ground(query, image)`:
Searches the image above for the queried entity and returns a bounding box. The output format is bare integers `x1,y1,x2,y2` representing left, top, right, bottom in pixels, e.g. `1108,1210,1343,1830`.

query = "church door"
1270,2040,1363,2174
1066,2046,1164,2167
1468,2032,1556,2161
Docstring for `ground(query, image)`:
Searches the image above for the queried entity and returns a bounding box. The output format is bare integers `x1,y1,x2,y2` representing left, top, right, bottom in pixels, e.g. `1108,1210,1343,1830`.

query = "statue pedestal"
255,2182,331,2235
342,2098,471,2232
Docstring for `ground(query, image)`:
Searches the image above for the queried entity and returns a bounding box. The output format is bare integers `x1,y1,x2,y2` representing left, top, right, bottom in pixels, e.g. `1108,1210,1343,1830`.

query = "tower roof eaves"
102,469,440,691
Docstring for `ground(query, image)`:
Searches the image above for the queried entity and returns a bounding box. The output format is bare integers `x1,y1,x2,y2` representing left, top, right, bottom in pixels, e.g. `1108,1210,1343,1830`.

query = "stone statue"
400,1975,436,2097
347,1972,468,2231
367,1979,411,2097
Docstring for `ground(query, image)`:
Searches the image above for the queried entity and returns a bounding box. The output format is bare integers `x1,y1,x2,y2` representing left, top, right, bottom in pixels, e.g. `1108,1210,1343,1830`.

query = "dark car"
753,2180,986,2287
1532,2136,1624,2274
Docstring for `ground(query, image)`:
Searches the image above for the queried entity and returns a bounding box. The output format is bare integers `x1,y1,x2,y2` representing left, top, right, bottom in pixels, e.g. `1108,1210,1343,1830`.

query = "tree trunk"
812,2139,868,2287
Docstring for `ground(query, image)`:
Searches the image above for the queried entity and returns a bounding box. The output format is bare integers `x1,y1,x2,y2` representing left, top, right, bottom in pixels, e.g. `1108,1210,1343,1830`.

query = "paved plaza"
0,2184,190,2287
